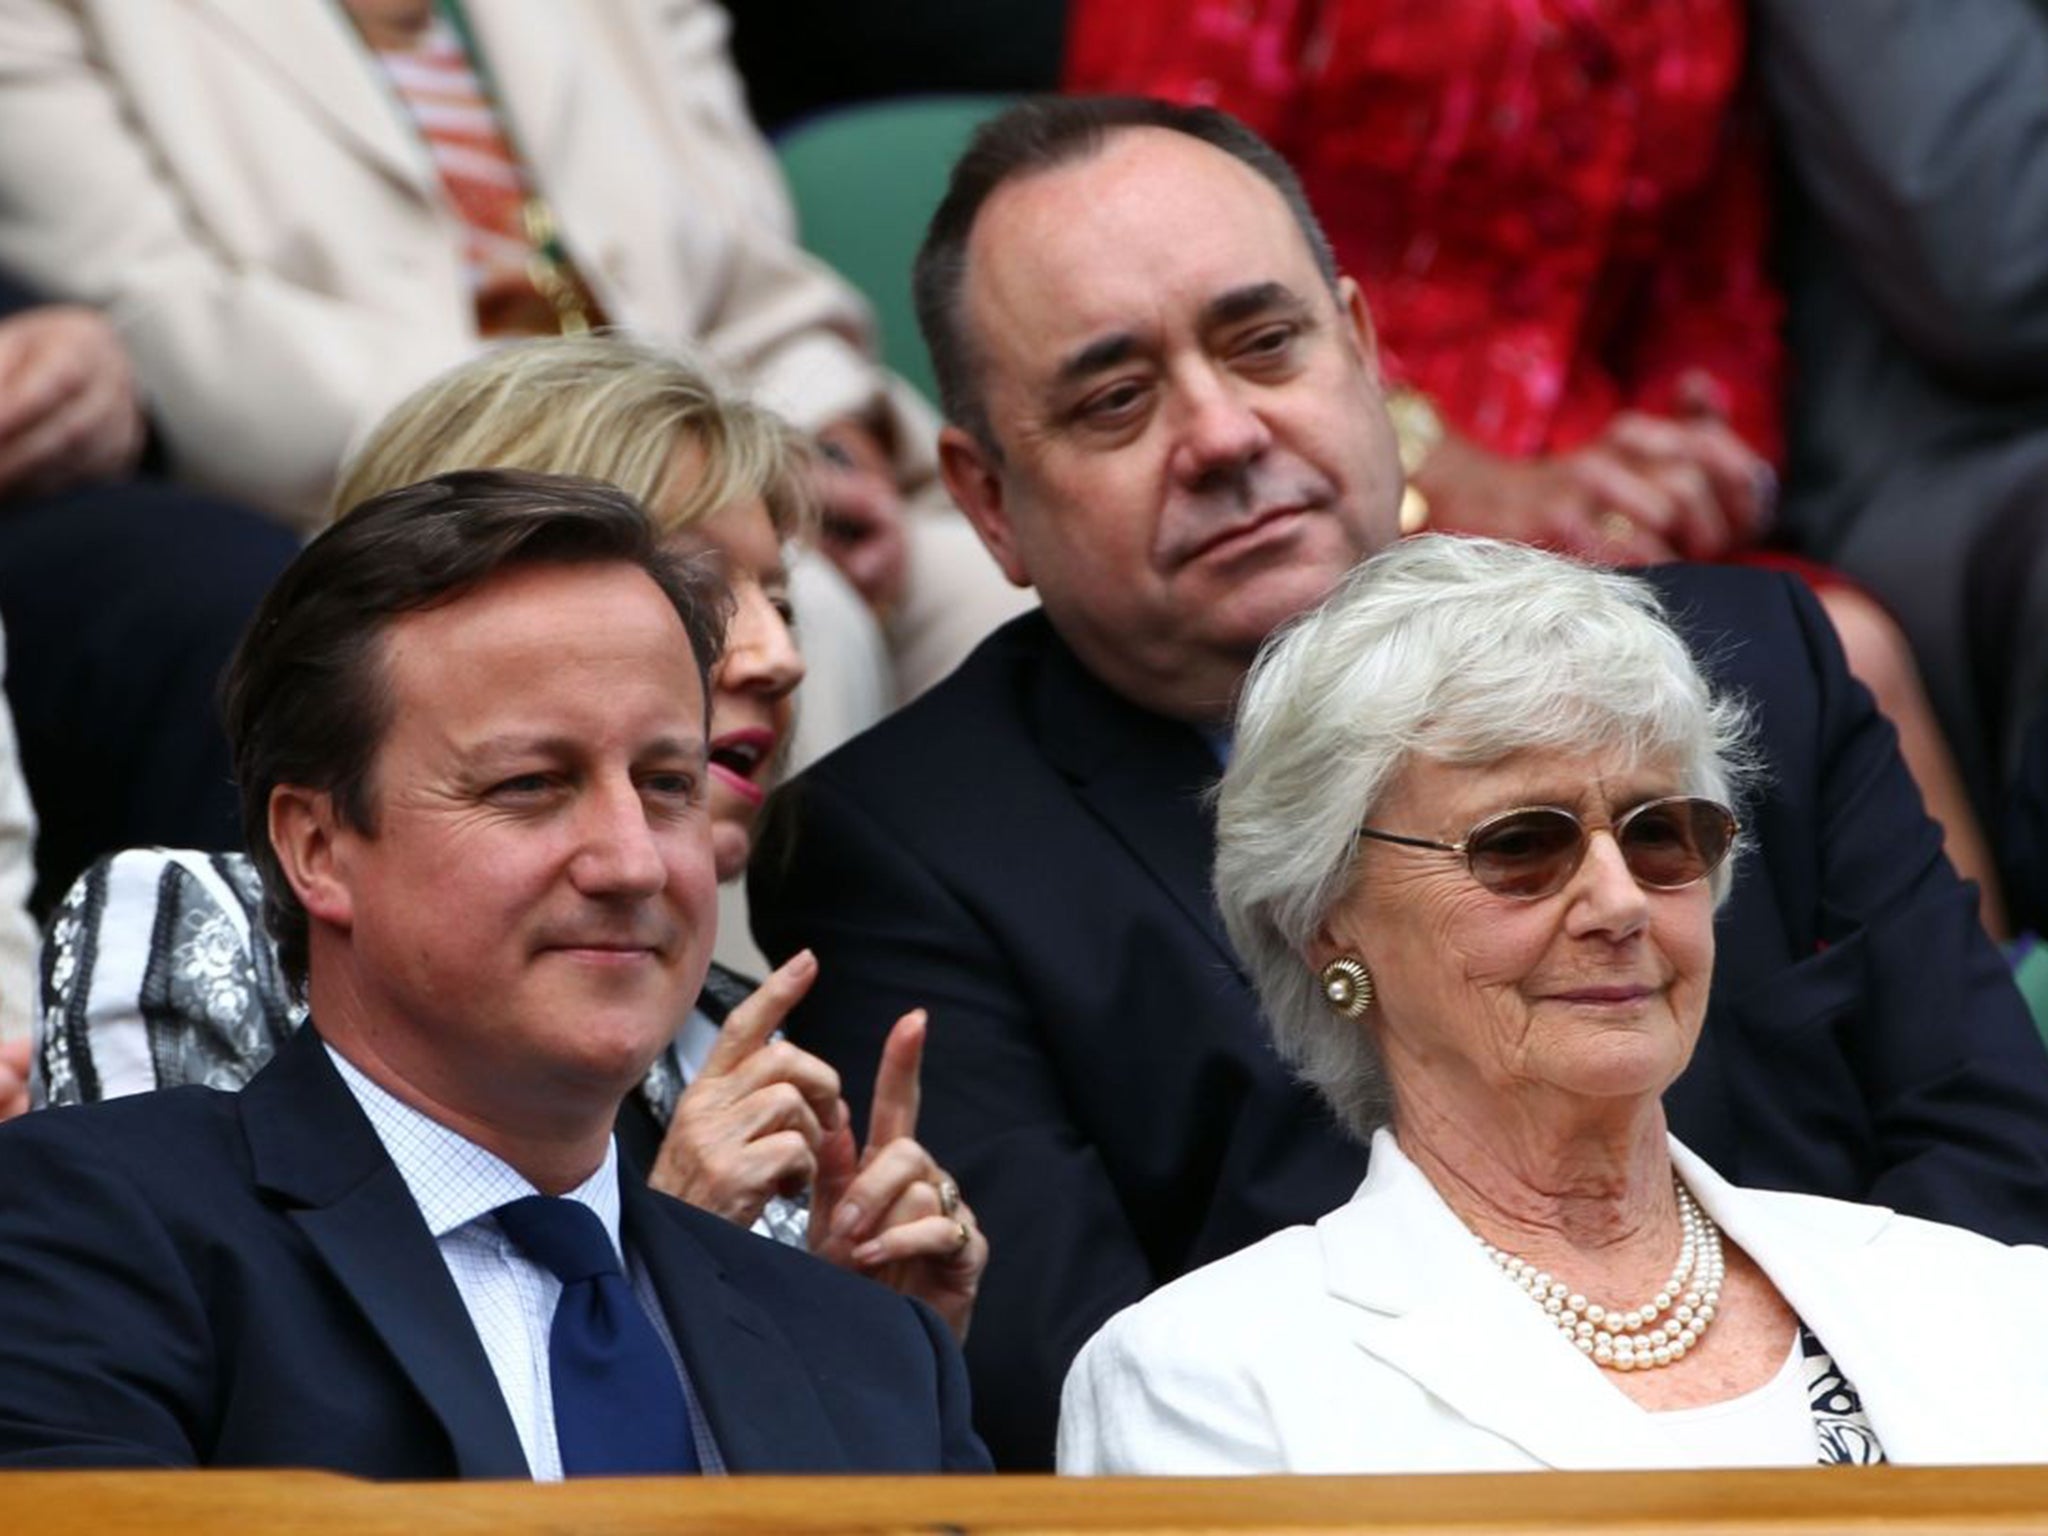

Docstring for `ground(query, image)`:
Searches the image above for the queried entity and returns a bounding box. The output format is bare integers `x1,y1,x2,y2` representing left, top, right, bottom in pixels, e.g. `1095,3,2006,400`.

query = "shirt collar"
324,1043,622,1254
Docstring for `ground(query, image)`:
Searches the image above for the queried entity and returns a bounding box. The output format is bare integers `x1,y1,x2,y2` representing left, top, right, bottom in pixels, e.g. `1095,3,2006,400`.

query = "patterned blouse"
1801,1325,1886,1465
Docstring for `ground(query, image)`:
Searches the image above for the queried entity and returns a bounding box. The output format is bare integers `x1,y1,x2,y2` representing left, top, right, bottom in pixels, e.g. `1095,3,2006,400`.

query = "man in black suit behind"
0,469,987,1477
750,98,2048,1469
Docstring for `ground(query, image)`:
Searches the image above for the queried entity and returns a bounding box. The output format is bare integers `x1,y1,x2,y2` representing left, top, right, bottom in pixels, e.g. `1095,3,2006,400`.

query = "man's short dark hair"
222,467,731,989
913,96,1341,456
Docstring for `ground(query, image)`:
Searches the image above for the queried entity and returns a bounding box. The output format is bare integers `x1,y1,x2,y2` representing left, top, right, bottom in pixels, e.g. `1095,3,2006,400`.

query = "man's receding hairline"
968,121,1312,251
956,126,1344,453
961,122,1341,316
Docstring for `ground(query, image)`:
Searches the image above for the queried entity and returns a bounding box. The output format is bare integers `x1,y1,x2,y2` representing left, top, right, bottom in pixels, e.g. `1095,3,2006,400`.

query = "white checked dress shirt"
326,1047,725,1477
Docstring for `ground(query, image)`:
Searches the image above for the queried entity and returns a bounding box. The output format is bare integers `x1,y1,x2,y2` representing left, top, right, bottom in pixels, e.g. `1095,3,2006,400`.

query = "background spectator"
0,0,1027,743
0,266,296,915
1756,0,2048,866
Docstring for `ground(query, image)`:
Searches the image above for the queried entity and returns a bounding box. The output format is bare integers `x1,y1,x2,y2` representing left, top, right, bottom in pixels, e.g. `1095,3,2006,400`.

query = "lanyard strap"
427,0,596,333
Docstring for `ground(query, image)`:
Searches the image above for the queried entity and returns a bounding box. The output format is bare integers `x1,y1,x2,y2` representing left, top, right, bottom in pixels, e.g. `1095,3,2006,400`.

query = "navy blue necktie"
494,1195,699,1476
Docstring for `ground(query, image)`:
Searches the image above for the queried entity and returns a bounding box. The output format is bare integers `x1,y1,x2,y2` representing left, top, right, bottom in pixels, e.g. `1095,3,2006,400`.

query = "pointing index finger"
865,1009,927,1153
699,949,818,1078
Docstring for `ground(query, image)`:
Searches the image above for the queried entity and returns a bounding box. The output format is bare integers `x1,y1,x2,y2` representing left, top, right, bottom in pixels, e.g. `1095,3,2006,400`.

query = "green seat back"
776,95,1014,405
2015,943,2048,1048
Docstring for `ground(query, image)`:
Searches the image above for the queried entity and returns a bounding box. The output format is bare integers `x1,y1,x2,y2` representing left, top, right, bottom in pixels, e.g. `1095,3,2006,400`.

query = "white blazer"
0,0,919,527
1059,1129,2048,1473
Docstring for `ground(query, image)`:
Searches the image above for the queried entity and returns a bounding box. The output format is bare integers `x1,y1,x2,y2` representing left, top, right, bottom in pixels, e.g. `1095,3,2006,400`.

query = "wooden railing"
8,1465,2048,1535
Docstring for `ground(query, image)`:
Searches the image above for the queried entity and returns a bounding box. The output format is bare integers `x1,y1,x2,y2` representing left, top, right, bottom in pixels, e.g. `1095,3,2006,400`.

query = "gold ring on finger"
952,1219,971,1252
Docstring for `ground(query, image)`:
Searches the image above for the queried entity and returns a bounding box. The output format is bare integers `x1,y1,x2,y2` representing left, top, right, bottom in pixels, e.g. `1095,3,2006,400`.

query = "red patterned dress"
1065,0,1783,469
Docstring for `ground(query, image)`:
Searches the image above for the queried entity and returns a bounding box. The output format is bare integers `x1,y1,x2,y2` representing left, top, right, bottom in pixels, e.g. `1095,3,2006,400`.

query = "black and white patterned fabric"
1801,1324,1887,1465
39,849,303,1107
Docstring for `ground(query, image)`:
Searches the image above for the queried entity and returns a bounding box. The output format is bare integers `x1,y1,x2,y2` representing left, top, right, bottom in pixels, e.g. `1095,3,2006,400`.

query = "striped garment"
370,15,598,333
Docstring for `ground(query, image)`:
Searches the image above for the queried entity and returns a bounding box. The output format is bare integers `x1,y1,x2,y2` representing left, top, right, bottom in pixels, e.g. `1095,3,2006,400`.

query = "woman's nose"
716,582,805,701
1564,830,1651,939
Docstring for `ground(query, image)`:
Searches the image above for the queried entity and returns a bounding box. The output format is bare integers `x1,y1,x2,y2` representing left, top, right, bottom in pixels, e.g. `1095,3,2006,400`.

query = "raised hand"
648,949,849,1228
811,1008,986,1342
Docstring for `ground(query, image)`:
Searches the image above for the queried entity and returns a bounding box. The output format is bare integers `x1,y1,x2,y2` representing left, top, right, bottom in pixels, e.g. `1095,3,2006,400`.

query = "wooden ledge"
7,1463,2048,1536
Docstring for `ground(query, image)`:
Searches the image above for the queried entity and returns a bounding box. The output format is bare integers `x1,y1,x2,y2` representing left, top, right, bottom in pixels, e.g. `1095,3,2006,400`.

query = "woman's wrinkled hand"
648,950,848,1229
1414,405,1773,567
810,1009,986,1342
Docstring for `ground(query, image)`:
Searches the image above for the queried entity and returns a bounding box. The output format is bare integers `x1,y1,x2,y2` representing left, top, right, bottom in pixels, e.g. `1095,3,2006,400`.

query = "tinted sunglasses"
1354,795,1739,901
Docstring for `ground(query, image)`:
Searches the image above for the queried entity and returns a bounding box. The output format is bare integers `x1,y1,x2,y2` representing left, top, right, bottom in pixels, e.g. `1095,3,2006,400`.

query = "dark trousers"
0,481,298,913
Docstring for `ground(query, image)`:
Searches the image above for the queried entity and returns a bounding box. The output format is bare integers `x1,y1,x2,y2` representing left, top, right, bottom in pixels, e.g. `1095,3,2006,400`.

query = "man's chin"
1199,560,1357,651
538,965,698,1058
556,1018,679,1092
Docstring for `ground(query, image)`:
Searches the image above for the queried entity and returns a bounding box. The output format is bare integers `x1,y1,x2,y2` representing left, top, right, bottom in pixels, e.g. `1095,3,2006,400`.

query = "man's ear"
268,784,354,934
938,423,1031,588
1335,275,1384,384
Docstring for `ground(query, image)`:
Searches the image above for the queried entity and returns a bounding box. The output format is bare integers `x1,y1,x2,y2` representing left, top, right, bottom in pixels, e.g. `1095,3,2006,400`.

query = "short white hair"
1213,536,1758,1142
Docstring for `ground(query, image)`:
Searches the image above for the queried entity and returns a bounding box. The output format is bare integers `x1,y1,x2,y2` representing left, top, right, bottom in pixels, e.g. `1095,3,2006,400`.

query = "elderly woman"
39,336,983,1336
1058,536,2048,1472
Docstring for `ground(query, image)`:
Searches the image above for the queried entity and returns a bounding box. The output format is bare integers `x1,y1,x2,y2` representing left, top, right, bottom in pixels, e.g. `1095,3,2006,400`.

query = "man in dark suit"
0,469,987,1477
749,97,2048,1469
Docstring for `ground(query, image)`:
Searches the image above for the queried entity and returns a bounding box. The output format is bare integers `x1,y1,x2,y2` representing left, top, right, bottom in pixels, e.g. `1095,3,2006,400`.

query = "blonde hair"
336,334,813,539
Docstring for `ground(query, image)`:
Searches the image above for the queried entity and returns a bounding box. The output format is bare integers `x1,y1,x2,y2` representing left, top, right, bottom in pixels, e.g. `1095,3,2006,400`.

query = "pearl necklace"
1478,1177,1725,1372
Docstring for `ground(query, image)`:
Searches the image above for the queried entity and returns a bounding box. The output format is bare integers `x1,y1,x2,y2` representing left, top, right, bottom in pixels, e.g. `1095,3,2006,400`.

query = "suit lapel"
622,1180,849,1472
1667,1144,1963,1461
1319,1134,1685,1471
1320,1134,2025,1469
188,0,440,198
1676,1146,2048,1463
239,1030,529,1478
1029,624,1246,981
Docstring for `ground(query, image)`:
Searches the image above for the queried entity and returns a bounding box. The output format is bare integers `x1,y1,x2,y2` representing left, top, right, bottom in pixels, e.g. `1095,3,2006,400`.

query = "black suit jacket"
751,562,2048,1469
0,1027,988,1474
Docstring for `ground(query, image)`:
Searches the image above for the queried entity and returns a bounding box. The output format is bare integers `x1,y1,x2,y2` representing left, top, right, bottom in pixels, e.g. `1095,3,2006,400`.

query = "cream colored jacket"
1060,1129,2048,1473
0,0,925,528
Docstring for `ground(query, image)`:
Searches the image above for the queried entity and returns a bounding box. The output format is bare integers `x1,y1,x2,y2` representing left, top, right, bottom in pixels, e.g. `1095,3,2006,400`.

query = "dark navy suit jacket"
751,562,2048,1469
0,1027,988,1474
